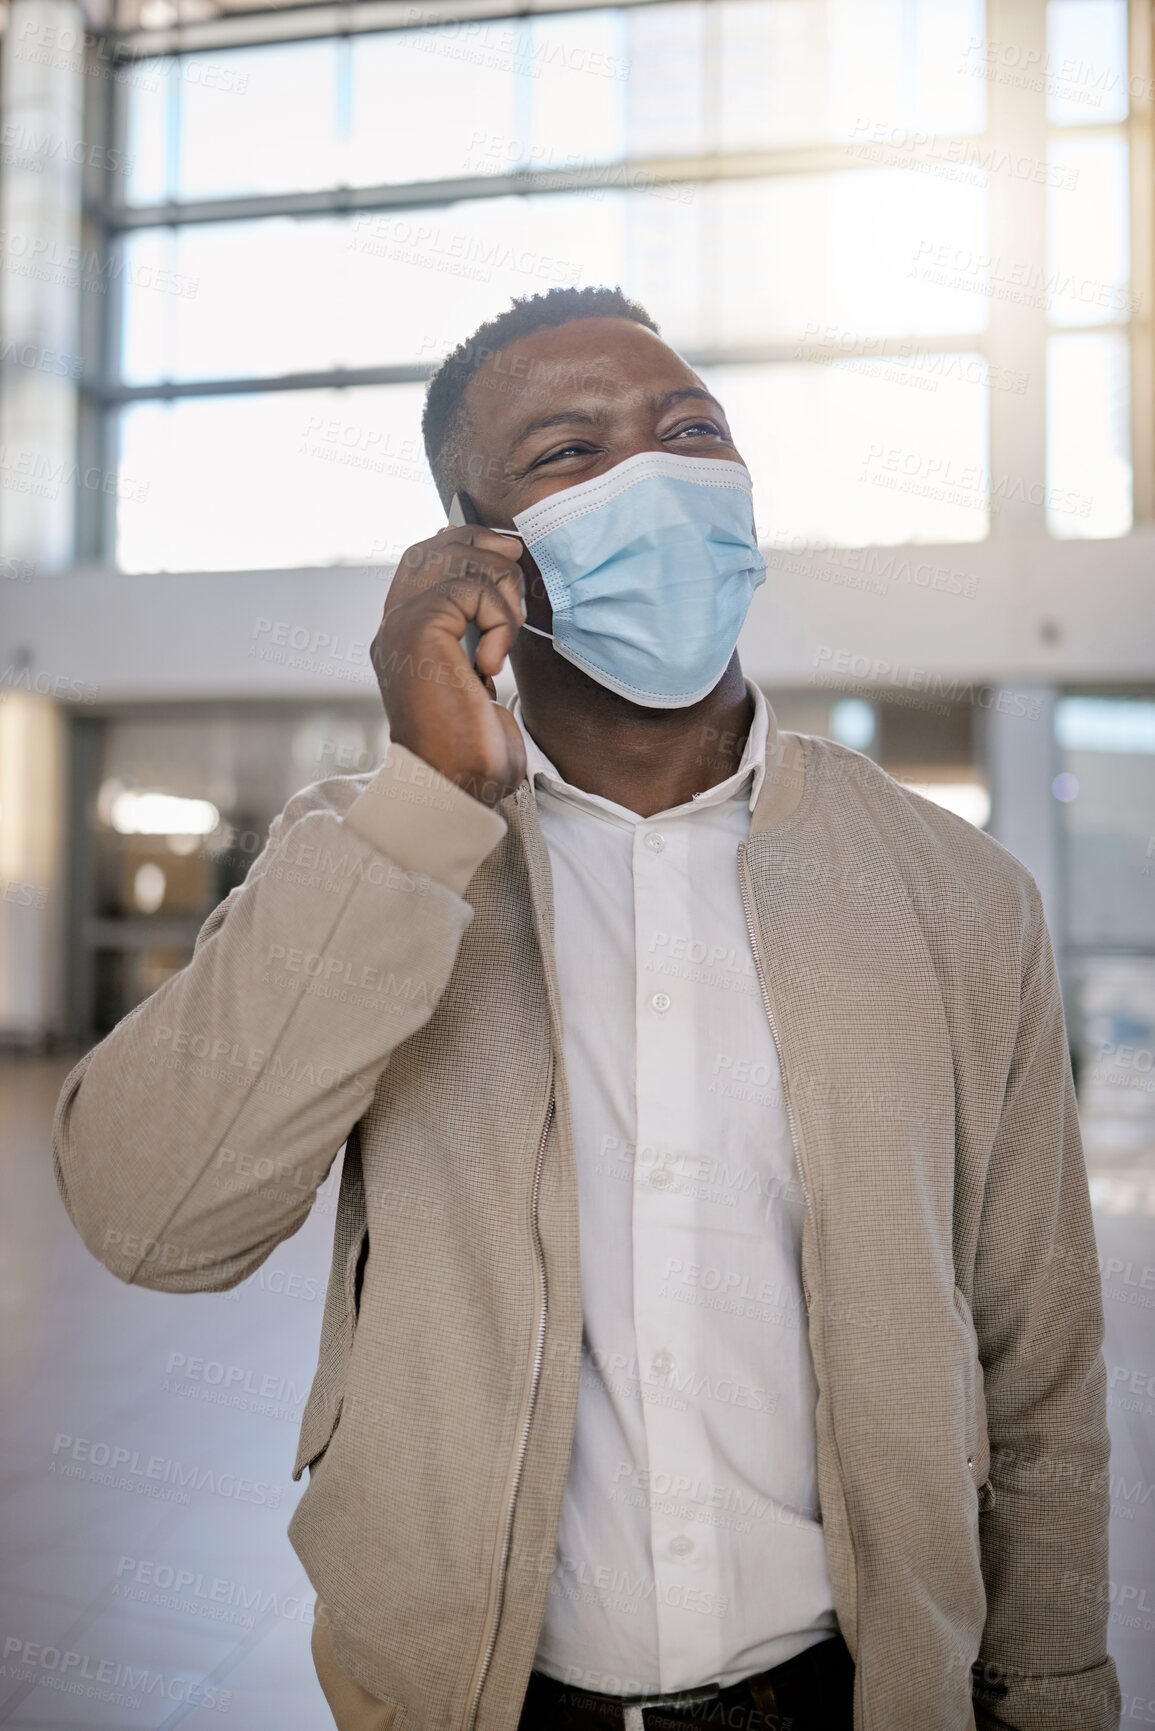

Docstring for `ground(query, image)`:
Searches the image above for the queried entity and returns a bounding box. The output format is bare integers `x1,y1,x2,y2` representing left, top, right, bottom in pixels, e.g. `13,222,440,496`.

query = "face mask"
512,451,767,709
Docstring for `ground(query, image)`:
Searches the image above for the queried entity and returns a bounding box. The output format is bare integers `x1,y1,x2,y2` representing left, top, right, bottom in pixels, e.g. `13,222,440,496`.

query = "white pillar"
986,0,1048,538
0,694,67,1041
1,0,86,570
0,0,85,1039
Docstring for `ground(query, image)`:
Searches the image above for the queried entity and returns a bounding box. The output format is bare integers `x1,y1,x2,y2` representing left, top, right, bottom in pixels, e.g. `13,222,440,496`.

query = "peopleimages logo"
347,214,581,287
114,1555,324,1626
810,648,1042,719
2,1637,231,1713
49,1433,284,1507
0,121,132,174
0,663,97,703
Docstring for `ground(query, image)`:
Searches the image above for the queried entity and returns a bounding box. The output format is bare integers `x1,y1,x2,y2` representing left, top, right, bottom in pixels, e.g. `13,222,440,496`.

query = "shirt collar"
512,680,770,825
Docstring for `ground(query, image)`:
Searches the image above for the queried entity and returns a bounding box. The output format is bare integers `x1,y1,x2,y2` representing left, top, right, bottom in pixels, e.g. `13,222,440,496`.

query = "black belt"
519,1633,855,1731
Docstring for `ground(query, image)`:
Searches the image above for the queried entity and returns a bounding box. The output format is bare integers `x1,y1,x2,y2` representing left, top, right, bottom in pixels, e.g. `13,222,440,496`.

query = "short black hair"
421,285,660,506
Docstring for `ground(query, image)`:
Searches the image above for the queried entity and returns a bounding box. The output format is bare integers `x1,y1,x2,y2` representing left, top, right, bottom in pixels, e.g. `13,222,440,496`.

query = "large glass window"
1045,0,1130,126
1045,0,1134,538
117,172,988,389
100,0,1140,571
701,359,991,547
121,0,988,207
116,386,440,572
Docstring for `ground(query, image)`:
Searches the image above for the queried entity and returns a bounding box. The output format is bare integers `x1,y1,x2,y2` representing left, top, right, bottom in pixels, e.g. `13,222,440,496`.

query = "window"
91,0,1142,571
1045,0,1135,537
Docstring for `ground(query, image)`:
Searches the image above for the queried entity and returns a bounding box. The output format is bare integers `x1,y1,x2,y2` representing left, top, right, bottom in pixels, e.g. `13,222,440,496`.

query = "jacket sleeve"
52,744,506,1294
971,881,1120,1731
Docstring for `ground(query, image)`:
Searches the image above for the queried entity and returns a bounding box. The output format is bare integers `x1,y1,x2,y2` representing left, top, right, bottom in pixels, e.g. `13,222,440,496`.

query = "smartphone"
447,490,523,669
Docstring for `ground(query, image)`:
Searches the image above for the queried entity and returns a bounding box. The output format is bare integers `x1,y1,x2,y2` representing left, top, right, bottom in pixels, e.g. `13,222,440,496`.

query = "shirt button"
651,1350,674,1376
645,832,666,853
669,1536,693,1557
650,992,672,1014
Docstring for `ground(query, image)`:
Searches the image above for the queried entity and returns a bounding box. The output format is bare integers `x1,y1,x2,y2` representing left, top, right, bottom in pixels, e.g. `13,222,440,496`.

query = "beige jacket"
54,709,1118,1731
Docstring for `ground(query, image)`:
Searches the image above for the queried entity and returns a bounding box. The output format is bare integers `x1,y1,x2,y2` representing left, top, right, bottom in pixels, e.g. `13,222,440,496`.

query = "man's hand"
372,526,528,807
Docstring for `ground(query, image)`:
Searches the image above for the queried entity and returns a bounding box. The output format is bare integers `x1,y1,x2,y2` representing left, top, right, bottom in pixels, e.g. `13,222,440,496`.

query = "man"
54,286,1118,1731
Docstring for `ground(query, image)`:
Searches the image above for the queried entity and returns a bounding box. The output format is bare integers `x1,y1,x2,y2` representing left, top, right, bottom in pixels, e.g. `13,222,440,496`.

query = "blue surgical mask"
512,451,767,709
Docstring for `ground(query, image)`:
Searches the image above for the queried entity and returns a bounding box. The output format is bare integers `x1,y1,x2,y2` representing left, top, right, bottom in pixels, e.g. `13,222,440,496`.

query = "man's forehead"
489,314,676,372
464,321,706,440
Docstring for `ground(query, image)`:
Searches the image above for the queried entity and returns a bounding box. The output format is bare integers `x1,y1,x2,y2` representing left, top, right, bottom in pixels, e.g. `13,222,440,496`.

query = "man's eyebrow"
654,387,726,416
508,408,601,455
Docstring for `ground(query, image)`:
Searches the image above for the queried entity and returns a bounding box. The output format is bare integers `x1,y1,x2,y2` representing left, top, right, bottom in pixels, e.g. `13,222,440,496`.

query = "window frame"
78,0,1154,568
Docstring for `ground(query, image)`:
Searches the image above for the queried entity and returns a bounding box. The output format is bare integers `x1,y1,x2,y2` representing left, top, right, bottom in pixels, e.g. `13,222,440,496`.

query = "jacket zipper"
464,1094,555,1731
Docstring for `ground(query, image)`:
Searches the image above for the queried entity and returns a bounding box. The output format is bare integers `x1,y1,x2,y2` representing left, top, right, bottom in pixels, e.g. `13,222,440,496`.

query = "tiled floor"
1081,1117,1155,1713
2,1054,1153,1727
0,1054,338,1730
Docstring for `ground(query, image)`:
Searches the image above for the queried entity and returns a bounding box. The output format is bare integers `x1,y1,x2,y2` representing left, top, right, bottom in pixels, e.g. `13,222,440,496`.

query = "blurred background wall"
1,0,1154,1723
2,0,1154,1070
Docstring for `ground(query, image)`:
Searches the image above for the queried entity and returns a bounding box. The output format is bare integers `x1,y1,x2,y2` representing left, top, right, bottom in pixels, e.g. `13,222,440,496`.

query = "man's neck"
514,659,755,819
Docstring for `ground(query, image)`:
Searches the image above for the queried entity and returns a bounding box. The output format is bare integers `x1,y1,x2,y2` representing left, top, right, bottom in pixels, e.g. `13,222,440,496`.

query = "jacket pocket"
293,1222,367,1480
312,1603,400,1729
293,1133,370,1481
953,1285,992,1504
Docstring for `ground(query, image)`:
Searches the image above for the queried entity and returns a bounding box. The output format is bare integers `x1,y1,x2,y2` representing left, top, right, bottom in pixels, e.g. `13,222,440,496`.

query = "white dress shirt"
520,684,837,1697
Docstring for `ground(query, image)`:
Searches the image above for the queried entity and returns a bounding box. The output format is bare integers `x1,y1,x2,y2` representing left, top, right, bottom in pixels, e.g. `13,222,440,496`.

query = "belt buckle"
622,1685,719,1730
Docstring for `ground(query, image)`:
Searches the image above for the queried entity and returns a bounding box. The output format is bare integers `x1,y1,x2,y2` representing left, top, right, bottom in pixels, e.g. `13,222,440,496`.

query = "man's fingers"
378,565,523,676
453,569,525,678
391,537,524,607
430,525,523,559
409,566,521,679
383,552,523,645
400,524,519,559
460,524,523,556
475,620,514,680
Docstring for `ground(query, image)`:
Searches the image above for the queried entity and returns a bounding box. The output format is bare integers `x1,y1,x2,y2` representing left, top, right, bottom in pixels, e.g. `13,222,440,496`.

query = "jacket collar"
750,717,808,836
503,681,807,835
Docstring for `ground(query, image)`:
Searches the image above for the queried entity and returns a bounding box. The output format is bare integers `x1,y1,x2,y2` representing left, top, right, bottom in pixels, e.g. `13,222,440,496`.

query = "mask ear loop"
470,524,556,642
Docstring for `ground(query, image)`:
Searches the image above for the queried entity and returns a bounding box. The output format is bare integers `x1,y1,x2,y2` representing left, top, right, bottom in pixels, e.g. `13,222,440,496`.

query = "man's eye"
531,443,594,467
669,420,723,438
